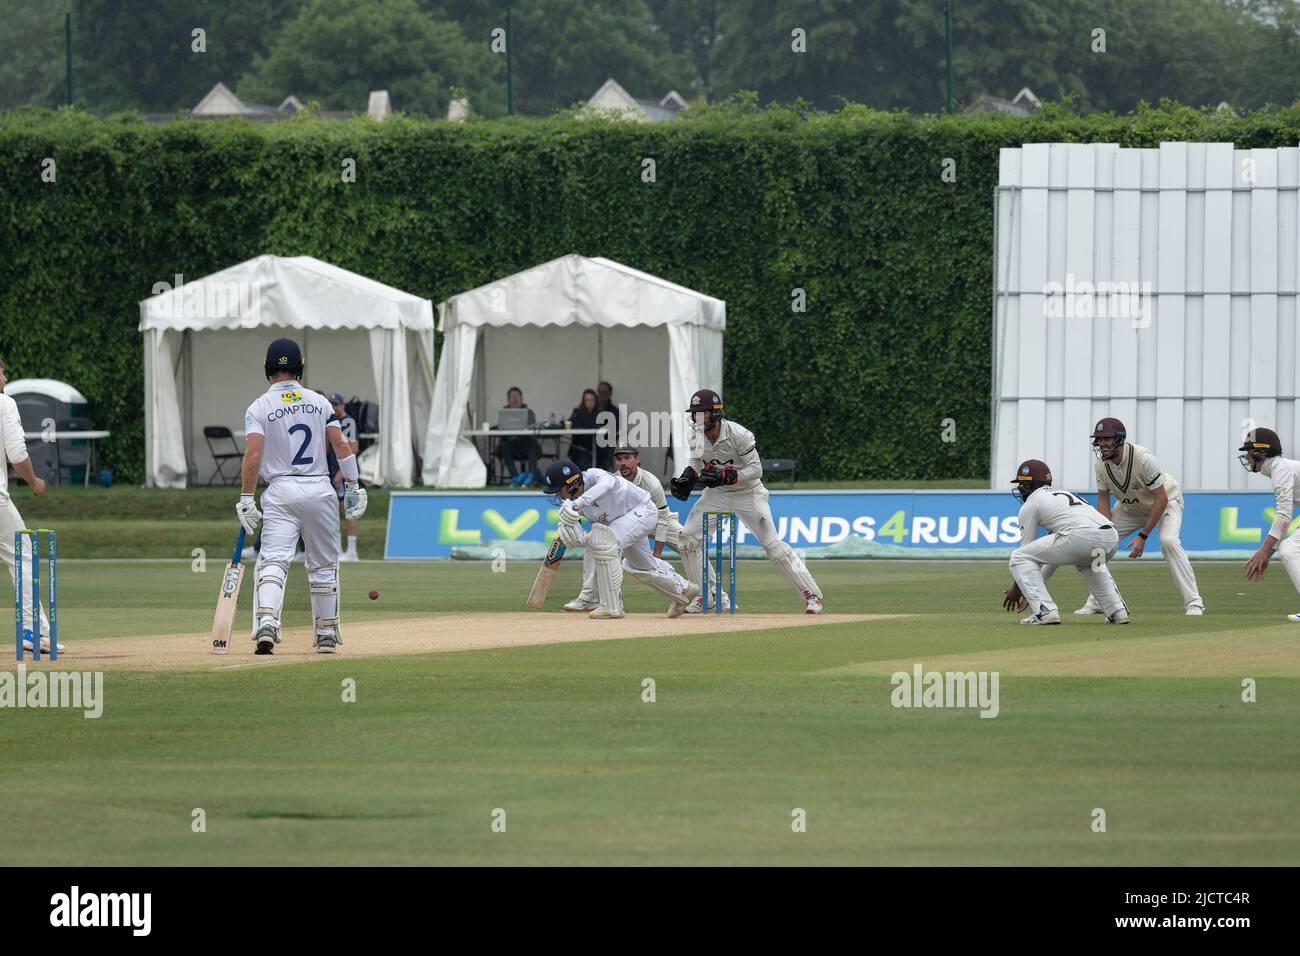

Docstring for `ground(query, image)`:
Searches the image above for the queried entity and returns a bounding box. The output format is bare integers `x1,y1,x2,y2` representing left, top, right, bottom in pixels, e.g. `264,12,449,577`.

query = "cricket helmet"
687,388,724,430
265,338,304,380
1091,417,1127,461
543,458,584,505
1011,459,1053,503
1238,426,1282,472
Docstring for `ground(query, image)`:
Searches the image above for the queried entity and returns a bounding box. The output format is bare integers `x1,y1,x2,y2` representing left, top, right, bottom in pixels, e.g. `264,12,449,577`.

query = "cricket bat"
526,537,566,609
210,527,247,654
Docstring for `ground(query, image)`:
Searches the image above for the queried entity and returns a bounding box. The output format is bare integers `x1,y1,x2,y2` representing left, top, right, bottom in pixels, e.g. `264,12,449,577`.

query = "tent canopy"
423,254,725,488
139,255,435,488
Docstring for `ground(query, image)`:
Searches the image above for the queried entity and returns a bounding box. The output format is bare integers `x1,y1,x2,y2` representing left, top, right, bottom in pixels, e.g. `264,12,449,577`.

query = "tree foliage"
238,0,496,118
6,103,1300,482
3,0,1299,116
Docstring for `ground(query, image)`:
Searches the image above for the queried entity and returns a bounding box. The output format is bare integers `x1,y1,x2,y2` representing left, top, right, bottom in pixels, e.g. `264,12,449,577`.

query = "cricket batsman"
670,389,823,614
564,445,701,614
545,457,697,619
237,339,367,654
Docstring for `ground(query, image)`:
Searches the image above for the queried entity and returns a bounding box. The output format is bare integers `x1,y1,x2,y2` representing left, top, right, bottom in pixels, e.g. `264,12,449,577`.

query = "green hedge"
5,100,1300,484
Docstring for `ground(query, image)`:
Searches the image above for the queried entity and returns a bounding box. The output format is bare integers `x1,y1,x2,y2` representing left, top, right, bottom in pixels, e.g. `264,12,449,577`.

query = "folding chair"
203,426,244,486
761,458,797,488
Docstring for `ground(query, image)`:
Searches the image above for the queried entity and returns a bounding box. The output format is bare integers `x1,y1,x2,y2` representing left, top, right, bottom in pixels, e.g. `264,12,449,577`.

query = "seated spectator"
567,388,601,469
500,386,539,486
596,380,618,470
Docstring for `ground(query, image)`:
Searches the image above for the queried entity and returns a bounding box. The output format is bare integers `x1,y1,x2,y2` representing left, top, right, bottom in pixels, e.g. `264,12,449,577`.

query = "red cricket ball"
368,589,379,600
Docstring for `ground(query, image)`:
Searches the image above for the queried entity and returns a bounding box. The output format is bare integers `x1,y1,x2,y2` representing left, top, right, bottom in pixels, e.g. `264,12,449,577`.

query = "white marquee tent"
139,255,435,488
423,255,725,487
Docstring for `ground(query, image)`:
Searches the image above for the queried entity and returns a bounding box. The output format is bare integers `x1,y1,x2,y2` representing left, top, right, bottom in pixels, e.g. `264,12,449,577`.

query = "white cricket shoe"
804,592,823,615
1074,602,1101,615
564,597,599,613
339,550,358,563
1106,609,1131,624
1185,606,1204,616
1286,613,1300,623
588,606,625,620
21,637,66,654
1020,607,1061,625
668,582,701,619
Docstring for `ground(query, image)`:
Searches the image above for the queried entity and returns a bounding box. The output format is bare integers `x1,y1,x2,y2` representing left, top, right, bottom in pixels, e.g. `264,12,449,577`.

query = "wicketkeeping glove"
670,466,698,501
697,464,723,488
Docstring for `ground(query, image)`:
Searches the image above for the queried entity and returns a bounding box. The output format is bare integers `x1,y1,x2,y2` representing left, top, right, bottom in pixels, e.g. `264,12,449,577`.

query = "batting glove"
344,481,368,519
557,503,585,547
236,494,262,535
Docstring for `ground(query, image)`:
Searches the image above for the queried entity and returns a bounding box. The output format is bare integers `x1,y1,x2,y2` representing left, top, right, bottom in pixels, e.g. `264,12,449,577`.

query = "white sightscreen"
993,141,1300,492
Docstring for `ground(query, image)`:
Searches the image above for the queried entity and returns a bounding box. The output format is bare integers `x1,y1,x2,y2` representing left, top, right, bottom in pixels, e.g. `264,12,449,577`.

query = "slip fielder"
1077,417,1204,616
1003,458,1130,625
1238,427,1300,620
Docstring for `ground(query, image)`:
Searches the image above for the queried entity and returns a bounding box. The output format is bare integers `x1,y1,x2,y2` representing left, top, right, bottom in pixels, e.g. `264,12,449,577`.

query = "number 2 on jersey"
289,423,314,466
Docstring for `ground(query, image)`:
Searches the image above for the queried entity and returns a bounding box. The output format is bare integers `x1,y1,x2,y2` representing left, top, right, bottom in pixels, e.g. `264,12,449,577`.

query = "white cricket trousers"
1010,526,1126,617
0,493,49,639
577,508,690,599
1081,499,1204,611
254,475,340,630
1277,530,1300,597
606,504,687,580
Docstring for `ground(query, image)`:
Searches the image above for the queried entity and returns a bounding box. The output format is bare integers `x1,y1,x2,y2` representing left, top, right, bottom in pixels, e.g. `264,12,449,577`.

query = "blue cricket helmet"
543,458,583,504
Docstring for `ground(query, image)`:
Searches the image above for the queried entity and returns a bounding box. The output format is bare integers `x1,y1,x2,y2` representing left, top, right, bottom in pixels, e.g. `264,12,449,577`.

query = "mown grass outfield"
2,543,1298,866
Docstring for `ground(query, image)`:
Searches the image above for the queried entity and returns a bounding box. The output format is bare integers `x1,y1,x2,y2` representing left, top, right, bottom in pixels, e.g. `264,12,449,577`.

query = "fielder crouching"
670,389,823,614
1004,459,1130,625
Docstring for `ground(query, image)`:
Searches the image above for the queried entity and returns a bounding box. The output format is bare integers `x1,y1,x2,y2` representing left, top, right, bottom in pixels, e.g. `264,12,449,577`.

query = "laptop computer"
497,408,532,431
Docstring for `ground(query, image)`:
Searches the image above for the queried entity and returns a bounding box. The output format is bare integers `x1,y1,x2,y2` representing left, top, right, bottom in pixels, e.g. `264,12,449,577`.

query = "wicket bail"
15,528,57,661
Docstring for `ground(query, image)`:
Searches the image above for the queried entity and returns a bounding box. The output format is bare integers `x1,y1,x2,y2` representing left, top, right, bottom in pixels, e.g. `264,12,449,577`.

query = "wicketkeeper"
670,388,823,614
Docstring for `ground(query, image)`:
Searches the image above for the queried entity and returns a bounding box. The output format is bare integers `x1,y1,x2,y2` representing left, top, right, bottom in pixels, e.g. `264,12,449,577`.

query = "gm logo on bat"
212,637,228,651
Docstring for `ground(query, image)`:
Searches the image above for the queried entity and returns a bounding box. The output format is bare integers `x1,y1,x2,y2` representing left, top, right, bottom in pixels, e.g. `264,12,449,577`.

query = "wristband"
338,453,360,482
1138,531,1149,540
